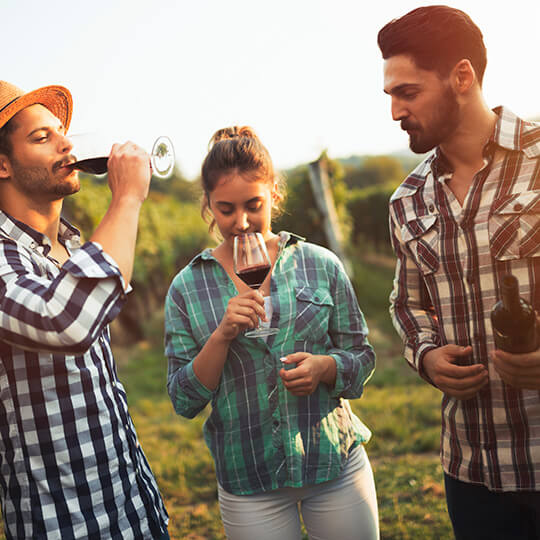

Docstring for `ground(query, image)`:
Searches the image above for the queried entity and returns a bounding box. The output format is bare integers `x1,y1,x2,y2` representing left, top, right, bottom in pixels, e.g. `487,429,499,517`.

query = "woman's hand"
214,290,267,342
279,353,337,396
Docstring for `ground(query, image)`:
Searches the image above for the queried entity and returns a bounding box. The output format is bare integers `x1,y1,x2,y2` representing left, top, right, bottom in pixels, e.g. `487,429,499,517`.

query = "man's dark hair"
0,117,17,158
377,5,487,85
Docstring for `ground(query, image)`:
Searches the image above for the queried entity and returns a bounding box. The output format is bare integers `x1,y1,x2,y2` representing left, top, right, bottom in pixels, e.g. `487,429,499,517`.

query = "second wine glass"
233,232,279,338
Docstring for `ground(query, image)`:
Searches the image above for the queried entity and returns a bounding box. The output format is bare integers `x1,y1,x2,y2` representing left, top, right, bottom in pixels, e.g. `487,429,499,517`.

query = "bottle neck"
501,276,521,313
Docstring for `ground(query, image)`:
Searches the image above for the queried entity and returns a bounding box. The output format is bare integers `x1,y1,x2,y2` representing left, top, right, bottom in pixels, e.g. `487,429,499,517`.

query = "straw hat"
0,81,72,130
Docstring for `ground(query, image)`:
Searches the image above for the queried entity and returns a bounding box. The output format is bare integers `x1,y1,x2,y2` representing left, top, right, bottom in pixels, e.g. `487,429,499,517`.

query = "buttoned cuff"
413,341,439,386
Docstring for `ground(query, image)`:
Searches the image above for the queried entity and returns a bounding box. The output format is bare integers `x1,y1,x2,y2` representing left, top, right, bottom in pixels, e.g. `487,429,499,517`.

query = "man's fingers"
439,362,486,379
438,371,488,393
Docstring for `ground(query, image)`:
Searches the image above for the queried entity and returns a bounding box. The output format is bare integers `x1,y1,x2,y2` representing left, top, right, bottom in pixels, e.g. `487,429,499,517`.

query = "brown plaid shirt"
389,107,540,492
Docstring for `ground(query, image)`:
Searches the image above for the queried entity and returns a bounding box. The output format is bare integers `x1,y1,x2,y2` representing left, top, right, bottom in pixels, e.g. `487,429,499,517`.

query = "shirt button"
513,203,523,211
428,204,435,213
273,419,279,427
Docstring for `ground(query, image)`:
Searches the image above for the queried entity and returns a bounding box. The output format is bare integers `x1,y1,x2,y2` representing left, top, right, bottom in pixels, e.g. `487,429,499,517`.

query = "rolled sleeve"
169,361,214,418
327,260,375,399
0,239,126,353
165,280,214,418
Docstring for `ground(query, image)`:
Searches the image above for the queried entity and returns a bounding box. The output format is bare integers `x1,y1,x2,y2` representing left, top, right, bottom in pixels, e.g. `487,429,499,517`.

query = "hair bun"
209,126,259,148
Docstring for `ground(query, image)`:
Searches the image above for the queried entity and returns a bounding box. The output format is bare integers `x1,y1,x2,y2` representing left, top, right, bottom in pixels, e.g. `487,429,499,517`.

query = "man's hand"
423,345,488,399
491,348,540,389
107,141,151,203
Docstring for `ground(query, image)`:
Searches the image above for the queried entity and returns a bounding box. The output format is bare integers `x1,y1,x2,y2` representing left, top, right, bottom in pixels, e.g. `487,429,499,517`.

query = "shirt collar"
0,210,81,255
490,106,540,158
431,106,540,177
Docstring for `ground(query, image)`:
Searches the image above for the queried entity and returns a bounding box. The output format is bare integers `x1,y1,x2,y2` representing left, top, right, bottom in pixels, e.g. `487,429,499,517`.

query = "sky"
2,0,539,179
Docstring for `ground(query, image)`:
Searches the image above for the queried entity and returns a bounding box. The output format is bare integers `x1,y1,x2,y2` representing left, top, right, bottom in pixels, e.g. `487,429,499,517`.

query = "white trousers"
217,444,379,540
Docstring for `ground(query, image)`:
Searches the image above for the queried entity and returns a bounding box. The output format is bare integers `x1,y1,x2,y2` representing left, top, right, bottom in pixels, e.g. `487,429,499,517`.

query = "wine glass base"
245,327,279,338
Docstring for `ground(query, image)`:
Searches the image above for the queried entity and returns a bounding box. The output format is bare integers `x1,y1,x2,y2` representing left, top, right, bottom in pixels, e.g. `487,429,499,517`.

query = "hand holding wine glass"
106,141,152,202
66,133,175,178
233,232,279,338
216,290,267,342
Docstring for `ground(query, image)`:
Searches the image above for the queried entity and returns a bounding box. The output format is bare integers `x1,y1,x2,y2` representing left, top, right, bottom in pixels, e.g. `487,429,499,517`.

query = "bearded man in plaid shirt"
378,6,540,540
0,80,169,539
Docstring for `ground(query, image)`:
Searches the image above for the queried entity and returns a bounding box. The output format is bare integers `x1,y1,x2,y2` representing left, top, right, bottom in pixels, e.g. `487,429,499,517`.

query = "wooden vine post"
308,157,353,278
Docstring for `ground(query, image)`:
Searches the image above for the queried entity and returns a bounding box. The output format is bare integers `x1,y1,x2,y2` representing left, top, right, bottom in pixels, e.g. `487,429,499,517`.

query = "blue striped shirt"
0,211,168,539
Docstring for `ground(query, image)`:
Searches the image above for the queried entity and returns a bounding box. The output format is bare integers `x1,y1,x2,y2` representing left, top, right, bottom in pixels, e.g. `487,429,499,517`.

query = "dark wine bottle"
491,274,539,353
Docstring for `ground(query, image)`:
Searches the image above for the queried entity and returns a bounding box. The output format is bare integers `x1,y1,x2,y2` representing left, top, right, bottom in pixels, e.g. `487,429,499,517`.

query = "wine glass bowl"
233,233,278,338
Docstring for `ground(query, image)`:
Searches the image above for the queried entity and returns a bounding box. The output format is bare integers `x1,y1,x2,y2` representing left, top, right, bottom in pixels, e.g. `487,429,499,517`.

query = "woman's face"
208,170,275,247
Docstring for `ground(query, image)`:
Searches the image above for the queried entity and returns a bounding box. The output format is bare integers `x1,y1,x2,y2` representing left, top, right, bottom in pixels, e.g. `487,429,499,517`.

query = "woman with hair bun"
164,126,379,539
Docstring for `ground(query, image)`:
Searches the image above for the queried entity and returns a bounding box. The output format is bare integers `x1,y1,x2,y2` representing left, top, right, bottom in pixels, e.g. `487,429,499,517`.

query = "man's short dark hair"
0,117,17,158
377,5,487,85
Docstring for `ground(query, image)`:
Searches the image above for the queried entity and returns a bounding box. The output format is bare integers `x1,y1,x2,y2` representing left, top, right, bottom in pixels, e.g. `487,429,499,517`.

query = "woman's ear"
271,180,281,201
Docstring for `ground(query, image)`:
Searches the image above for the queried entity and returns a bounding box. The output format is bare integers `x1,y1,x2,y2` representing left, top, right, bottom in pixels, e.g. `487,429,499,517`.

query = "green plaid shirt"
165,232,375,495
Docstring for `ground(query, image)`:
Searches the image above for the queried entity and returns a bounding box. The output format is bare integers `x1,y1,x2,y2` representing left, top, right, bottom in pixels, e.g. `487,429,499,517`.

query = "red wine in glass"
68,157,108,174
233,233,278,338
236,263,271,289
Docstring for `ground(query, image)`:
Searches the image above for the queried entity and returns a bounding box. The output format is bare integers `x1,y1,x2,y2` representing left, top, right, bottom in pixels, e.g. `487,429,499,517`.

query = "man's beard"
403,84,460,154
10,158,80,200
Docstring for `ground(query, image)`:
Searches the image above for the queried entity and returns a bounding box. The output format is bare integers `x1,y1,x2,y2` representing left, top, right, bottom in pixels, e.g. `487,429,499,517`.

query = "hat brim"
0,85,72,131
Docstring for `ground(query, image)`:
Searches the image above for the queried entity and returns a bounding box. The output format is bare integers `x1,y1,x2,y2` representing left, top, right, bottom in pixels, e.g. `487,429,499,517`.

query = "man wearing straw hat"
0,80,169,539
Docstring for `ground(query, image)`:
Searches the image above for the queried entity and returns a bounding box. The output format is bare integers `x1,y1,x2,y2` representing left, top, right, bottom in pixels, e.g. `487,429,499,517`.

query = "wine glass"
66,133,175,179
233,232,279,338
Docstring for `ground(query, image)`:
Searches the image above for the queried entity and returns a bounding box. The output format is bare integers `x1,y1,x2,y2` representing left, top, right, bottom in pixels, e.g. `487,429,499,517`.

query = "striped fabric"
0,211,168,539
389,106,540,492
165,232,375,495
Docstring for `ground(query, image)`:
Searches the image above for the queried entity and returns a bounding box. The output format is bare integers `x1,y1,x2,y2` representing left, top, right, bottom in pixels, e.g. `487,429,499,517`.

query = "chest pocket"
489,190,540,260
294,286,334,341
400,214,439,275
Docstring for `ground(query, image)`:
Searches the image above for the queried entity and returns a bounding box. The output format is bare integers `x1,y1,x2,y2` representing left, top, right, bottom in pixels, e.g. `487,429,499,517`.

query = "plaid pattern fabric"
165,232,375,495
0,212,168,539
389,107,540,492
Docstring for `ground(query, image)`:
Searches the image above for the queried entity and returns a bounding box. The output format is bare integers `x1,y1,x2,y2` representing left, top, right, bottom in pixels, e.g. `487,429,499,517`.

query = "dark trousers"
444,473,540,540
